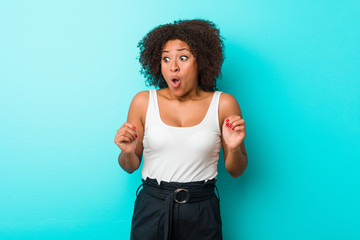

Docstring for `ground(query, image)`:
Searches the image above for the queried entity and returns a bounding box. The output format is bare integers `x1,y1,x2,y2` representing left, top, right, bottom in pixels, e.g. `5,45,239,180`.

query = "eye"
162,57,170,62
180,55,188,61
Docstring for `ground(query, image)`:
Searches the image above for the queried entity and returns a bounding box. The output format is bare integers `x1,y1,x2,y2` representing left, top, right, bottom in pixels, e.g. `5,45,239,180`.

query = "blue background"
1,0,359,239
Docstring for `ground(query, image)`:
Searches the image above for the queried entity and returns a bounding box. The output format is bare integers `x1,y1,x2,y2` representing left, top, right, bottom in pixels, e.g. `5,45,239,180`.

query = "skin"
114,39,248,178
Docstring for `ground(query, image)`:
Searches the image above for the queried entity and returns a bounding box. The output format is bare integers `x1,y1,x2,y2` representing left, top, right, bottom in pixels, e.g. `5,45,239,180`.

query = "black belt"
136,178,219,240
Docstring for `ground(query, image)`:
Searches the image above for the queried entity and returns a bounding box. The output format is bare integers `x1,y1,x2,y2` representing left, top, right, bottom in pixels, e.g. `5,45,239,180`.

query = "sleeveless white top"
142,89,222,183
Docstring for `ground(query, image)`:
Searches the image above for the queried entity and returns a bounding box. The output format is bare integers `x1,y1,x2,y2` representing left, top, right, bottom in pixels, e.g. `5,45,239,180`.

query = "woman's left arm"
219,93,248,178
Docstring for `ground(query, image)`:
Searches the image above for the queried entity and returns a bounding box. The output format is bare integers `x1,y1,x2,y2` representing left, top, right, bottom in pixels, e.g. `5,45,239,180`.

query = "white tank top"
142,89,222,183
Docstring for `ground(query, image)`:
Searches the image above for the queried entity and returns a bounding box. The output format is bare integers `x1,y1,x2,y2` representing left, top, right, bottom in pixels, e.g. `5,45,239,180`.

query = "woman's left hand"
222,115,246,150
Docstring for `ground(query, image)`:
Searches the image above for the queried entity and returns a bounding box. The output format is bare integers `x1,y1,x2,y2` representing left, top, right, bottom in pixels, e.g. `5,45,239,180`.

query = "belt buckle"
173,188,190,204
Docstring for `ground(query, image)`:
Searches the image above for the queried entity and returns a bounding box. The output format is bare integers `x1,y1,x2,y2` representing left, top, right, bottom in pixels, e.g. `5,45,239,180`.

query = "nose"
170,60,179,72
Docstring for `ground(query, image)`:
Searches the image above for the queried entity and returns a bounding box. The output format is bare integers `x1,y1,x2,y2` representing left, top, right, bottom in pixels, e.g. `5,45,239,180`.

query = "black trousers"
130,178,222,240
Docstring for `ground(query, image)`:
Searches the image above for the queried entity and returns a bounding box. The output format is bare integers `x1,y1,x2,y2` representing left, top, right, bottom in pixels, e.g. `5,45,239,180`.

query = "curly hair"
137,19,225,91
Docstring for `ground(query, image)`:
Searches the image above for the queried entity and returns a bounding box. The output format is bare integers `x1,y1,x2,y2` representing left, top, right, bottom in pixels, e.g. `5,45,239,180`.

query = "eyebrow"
162,48,190,53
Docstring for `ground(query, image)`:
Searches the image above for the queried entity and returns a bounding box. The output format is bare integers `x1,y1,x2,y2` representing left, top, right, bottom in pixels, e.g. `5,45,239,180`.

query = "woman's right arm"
114,91,149,173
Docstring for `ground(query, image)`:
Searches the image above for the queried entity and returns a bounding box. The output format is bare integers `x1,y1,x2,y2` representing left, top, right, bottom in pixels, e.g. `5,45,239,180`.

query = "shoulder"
219,92,240,110
130,90,150,107
218,92,242,119
133,90,150,101
128,91,150,120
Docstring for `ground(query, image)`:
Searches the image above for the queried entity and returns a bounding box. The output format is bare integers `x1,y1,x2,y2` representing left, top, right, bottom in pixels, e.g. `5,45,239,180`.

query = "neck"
166,87,204,102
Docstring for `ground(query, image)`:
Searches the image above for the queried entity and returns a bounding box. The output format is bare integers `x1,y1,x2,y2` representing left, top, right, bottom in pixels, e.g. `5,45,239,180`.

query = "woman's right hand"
114,122,138,154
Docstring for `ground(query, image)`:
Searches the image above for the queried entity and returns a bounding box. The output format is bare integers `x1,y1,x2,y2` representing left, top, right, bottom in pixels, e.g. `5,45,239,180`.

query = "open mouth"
171,78,180,88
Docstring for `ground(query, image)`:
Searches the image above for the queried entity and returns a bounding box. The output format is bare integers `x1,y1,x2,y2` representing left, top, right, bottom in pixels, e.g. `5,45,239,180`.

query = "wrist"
121,150,136,157
227,145,241,153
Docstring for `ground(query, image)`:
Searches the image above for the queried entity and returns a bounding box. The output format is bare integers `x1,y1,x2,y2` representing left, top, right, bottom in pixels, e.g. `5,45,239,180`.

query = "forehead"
162,39,191,52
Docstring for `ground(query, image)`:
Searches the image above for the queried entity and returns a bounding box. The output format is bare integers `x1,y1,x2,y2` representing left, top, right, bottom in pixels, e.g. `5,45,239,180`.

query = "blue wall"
1,0,359,239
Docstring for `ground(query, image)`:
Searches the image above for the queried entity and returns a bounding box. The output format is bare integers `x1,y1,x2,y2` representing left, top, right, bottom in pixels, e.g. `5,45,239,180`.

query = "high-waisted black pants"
130,178,222,240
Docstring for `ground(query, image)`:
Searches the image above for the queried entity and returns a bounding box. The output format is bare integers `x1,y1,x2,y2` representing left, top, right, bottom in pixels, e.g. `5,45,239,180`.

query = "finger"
118,124,137,137
225,116,242,125
226,119,244,129
124,131,137,141
118,122,136,132
225,122,245,132
123,127,138,139
122,122,138,132
226,116,244,126
232,125,246,132
115,135,134,144
116,130,137,142
121,134,137,142
230,119,245,128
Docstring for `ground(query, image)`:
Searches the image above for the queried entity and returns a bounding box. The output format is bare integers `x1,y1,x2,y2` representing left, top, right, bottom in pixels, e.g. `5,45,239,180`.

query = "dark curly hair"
137,19,225,91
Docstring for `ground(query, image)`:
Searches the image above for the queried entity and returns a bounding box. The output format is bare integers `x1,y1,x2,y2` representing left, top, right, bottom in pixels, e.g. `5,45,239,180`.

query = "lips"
171,78,180,88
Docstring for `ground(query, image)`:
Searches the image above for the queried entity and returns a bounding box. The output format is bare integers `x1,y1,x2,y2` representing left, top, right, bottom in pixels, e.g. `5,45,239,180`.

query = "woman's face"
161,39,199,97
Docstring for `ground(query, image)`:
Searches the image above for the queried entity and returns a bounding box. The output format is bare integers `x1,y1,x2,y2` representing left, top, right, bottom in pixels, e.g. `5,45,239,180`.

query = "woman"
114,19,248,240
